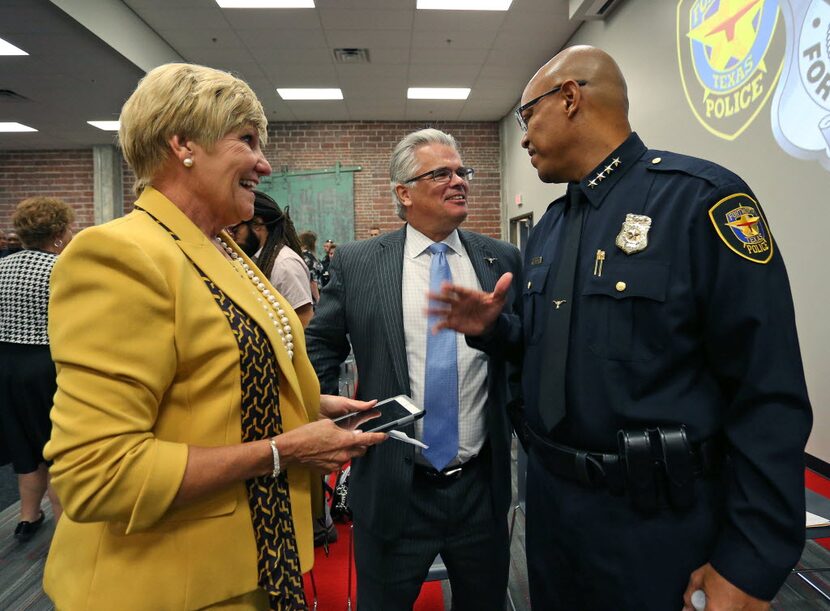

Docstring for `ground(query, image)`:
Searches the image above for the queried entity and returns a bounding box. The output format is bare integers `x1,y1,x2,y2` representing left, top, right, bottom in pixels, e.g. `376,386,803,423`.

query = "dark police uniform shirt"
482,132,812,600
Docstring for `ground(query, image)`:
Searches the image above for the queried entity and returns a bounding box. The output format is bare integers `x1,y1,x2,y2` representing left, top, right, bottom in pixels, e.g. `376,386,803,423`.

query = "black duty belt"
413,452,481,486
527,425,725,513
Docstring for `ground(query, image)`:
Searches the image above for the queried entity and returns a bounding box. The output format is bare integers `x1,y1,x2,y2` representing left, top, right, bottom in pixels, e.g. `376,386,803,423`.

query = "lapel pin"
593,250,605,277
484,256,497,264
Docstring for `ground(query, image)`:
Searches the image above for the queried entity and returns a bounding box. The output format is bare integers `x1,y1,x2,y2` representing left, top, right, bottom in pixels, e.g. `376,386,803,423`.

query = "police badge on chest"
616,214,652,255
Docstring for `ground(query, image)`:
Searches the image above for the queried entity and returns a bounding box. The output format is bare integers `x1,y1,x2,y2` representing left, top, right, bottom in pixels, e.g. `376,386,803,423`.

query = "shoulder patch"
708,193,773,264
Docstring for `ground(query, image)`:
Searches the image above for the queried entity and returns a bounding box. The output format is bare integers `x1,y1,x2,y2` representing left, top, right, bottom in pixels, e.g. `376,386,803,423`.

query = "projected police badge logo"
771,0,830,172
677,0,786,140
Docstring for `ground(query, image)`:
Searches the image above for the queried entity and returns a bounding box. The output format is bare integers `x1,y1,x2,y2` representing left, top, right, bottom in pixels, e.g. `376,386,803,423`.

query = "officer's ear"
562,80,581,117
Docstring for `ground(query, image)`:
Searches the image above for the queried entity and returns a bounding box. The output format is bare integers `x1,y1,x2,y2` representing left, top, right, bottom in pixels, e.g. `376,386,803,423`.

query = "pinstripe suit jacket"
306,224,522,541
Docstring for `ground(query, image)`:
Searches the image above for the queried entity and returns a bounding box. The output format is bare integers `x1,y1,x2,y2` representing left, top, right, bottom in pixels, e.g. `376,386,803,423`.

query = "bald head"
519,46,632,183
526,45,629,119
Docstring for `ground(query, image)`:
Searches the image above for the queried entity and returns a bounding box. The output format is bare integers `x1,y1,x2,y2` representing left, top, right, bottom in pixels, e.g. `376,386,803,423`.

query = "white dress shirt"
401,224,488,466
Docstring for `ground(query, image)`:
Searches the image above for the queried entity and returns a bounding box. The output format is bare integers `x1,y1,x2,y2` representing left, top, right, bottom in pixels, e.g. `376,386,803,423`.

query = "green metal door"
258,163,359,257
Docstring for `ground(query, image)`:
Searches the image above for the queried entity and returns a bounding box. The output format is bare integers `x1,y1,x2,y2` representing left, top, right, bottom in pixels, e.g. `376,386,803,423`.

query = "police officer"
431,46,812,610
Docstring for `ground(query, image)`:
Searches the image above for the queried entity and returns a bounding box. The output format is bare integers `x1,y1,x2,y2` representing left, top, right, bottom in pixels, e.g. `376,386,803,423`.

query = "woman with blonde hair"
43,63,385,610
0,196,73,541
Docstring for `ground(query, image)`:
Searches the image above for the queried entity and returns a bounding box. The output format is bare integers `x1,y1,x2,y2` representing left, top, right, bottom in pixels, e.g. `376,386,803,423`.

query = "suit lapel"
135,188,305,405
375,226,410,395
459,229,499,292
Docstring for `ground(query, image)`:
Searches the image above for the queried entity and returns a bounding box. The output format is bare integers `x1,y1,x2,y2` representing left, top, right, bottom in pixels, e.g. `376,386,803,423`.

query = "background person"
298,231,323,306
306,128,522,610
2,231,23,257
320,239,335,288
228,216,261,258
431,45,812,611
0,196,73,542
43,62,385,611
238,191,314,328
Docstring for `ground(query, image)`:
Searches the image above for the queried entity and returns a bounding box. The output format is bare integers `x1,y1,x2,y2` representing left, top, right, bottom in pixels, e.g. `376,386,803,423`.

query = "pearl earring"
183,158,194,168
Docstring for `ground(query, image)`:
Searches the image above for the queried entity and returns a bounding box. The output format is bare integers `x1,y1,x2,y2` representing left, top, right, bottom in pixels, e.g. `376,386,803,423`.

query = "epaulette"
644,150,741,190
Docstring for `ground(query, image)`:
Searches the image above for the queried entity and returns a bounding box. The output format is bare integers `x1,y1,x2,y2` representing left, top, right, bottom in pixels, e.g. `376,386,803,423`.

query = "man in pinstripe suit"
306,128,522,610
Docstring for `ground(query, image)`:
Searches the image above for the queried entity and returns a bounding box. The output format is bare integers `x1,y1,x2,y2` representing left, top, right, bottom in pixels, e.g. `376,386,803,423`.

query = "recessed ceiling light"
216,0,314,7
87,121,121,131
0,37,28,56
407,88,470,100
277,88,343,100
0,122,37,132
416,0,512,10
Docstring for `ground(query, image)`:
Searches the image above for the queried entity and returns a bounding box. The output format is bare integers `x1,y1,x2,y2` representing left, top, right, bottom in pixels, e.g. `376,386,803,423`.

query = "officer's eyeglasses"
514,80,588,133
404,166,475,184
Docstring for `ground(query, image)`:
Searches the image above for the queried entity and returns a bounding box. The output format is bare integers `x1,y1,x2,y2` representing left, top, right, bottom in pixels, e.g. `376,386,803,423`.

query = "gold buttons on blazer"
615,281,627,292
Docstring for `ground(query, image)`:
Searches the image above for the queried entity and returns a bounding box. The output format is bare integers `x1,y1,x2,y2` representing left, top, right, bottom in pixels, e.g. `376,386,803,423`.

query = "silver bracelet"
269,438,280,478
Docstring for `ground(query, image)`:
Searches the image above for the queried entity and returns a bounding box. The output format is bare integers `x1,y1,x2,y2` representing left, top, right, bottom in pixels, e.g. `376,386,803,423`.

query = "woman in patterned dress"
42,63,386,610
0,196,73,541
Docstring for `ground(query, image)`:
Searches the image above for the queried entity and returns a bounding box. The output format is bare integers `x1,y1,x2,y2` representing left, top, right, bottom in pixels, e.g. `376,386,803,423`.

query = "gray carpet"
1,463,18,511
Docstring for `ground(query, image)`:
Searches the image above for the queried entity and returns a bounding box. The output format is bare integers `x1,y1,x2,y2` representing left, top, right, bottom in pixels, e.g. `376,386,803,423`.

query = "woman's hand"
319,394,378,419
275,418,386,473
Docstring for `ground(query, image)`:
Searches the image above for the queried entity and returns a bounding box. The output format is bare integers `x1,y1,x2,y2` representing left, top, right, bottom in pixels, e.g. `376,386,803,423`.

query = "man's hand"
682,563,770,611
319,395,378,419
427,272,513,336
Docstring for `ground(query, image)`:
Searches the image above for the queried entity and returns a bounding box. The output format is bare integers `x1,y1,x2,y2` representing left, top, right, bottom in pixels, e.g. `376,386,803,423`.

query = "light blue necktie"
423,242,459,471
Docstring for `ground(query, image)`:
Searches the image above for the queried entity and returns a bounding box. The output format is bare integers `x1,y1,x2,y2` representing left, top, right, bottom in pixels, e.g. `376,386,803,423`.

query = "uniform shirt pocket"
522,264,550,346
582,260,669,361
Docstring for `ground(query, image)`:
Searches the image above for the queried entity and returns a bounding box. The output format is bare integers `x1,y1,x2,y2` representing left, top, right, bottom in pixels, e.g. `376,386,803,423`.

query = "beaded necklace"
216,237,294,361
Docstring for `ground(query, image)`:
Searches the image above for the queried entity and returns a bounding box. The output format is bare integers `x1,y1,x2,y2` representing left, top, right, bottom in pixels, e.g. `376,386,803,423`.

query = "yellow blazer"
44,187,320,610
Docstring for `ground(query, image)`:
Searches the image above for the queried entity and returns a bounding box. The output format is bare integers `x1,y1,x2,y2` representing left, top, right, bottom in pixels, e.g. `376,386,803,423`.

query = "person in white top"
239,191,314,328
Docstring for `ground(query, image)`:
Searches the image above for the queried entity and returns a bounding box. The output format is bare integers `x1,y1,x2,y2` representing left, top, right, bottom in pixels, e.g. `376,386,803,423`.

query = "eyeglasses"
403,166,475,184
514,80,588,133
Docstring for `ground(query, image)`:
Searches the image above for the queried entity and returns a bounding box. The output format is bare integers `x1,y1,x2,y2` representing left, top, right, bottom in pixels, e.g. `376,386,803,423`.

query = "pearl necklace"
217,237,294,360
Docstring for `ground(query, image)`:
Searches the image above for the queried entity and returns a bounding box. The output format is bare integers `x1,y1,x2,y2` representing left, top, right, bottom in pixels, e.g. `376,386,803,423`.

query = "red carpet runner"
302,521,445,610
806,468,830,551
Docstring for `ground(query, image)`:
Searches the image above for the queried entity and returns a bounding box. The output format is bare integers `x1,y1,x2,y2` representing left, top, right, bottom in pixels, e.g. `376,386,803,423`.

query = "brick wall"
0,150,96,232
263,122,502,239
1,121,502,239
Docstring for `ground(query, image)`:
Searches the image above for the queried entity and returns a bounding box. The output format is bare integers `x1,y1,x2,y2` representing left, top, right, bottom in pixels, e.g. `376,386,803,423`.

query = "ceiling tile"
411,29,497,50
410,47,486,64
324,29,412,50
0,0,577,148
319,9,413,30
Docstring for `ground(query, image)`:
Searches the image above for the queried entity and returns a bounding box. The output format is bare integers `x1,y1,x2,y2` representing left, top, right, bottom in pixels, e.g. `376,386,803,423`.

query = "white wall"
500,0,830,461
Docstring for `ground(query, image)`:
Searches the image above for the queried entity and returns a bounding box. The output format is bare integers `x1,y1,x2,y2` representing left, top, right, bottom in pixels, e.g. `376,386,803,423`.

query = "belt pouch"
618,429,658,513
659,426,696,510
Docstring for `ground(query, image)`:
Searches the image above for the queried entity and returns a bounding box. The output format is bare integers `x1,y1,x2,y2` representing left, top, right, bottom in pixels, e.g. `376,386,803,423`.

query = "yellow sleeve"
45,224,188,533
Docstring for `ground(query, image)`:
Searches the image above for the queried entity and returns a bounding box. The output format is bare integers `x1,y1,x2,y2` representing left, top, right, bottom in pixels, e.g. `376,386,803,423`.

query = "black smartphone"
333,395,424,433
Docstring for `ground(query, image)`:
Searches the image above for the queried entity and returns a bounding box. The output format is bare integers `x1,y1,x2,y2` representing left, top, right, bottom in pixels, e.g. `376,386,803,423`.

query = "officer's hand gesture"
682,563,769,611
427,272,512,336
